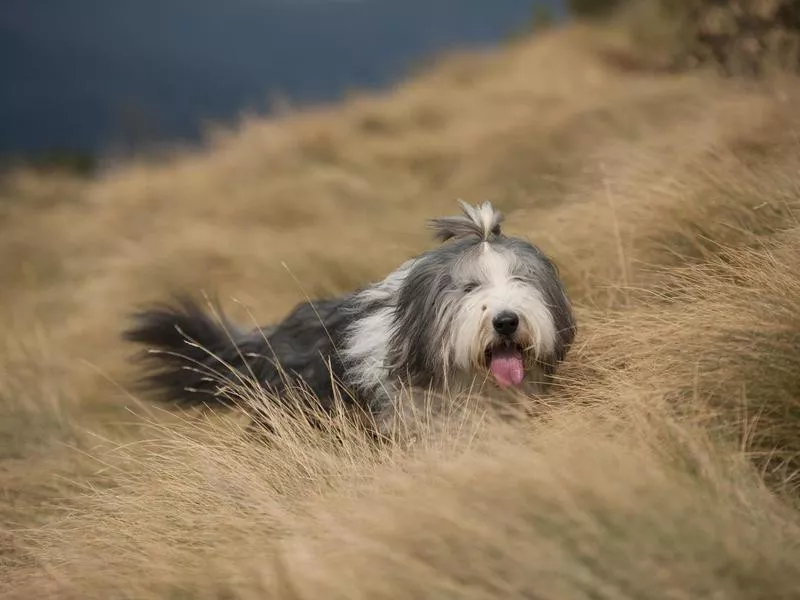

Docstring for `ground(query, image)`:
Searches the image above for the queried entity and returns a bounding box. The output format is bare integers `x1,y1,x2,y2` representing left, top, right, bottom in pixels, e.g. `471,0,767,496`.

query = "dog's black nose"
492,311,519,336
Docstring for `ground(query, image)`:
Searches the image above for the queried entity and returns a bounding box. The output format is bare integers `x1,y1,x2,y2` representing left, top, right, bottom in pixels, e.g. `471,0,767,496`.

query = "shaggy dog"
124,201,576,434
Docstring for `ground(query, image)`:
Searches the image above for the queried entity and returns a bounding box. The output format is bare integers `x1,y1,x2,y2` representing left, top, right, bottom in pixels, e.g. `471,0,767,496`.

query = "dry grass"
3,17,800,599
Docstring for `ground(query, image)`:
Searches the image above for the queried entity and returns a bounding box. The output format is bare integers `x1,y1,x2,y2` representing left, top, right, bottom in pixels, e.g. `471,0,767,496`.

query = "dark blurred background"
1,0,566,167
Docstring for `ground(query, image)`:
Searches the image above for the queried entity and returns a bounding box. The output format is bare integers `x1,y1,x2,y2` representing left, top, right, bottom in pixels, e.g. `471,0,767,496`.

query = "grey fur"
496,237,575,370
428,199,505,243
386,238,477,388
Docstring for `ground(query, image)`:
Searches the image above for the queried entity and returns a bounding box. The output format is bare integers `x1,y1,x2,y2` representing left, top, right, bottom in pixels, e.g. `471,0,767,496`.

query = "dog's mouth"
484,342,525,388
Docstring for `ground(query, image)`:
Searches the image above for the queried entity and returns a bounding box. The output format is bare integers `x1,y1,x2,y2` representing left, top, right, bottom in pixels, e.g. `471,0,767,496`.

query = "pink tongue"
489,347,525,388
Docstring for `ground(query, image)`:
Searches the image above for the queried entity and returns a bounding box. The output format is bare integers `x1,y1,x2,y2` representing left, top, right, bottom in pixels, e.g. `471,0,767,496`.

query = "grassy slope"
2,20,800,598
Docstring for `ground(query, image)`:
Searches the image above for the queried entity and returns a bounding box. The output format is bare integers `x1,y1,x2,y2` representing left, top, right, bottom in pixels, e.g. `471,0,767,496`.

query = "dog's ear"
428,200,504,243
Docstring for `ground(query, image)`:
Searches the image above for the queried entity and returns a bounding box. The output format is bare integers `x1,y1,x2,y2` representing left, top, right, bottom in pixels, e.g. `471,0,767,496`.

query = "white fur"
340,259,415,397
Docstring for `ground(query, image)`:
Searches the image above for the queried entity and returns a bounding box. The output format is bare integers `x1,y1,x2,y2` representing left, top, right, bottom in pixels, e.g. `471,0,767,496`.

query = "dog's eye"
463,282,479,293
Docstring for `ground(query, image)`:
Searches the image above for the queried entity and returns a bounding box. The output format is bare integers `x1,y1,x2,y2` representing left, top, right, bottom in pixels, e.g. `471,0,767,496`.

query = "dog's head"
387,200,576,391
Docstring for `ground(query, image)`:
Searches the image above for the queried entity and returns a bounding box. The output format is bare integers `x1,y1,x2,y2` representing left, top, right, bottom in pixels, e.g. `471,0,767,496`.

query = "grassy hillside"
3,16,800,598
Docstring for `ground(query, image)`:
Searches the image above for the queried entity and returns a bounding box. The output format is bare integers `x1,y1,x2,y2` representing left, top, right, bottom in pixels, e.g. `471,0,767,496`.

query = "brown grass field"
3,13,800,599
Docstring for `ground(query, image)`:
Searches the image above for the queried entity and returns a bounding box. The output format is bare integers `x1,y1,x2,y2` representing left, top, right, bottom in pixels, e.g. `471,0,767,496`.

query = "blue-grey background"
0,0,564,158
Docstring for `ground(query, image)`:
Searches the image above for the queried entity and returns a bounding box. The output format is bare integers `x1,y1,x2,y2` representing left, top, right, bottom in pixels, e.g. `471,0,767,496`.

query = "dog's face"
446,238,561,387
387,202,575,392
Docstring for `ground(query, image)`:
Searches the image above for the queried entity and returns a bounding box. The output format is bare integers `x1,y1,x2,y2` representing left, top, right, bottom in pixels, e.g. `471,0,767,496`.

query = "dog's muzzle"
485,310,524,388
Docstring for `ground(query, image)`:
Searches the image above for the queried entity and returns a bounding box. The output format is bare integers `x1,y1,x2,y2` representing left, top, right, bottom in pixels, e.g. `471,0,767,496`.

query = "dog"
123,200,577,435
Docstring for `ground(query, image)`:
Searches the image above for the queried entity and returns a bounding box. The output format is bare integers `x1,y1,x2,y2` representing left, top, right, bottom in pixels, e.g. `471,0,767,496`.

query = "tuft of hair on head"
428,200,505,243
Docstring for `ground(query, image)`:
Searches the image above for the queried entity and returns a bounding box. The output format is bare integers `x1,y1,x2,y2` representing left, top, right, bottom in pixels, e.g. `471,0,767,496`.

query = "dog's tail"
123,295,269,409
